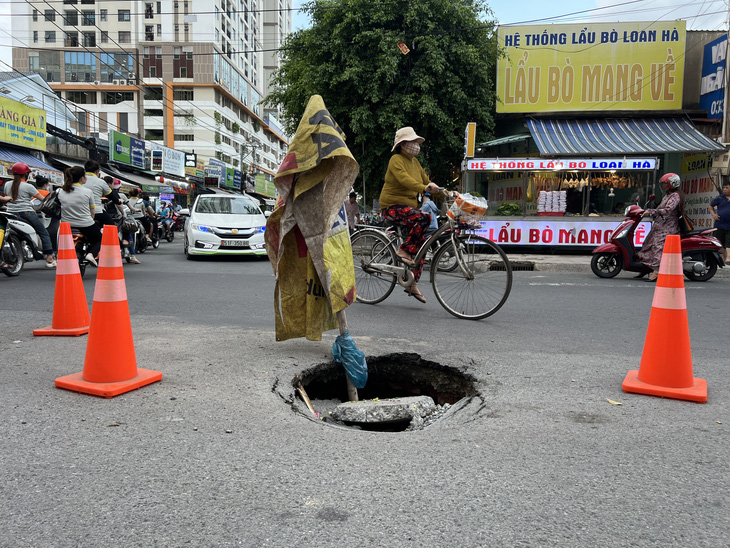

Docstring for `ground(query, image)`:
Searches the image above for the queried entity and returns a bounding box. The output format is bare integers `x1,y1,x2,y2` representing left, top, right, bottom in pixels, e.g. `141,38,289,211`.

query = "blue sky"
293,0,727,32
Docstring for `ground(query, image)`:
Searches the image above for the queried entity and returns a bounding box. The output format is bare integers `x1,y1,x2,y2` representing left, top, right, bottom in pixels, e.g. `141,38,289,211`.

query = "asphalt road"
1,239,728,546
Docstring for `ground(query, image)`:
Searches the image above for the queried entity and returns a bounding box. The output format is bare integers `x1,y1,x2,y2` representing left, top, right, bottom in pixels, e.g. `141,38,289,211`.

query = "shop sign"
681,152,716,229
110,130,145,169
151,149,163,171
466,157,657,171
184,153,205,180
148,142,185,177
699,35,726,120
254,173,276,197
497,21,685,113
0,160,61,184
233,169,242,189
474,219,651,247
0,96,47,151
205,158,226,185
225,167,235,187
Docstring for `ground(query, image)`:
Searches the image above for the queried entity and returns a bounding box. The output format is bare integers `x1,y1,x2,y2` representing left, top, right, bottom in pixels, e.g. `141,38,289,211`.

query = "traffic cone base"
55,368,163,399
622,370,707,403
33,325,88,337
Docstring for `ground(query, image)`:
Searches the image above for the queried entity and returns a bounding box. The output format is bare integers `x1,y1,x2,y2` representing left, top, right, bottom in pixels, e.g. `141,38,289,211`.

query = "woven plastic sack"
332,330,368,389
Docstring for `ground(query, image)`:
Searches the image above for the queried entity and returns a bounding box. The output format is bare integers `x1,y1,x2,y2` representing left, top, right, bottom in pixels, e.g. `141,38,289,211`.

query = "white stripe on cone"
58,235,75,251
658,253,683,276
651,286,687,310
56,258,80,276
93,279,128,303
99,245,123,267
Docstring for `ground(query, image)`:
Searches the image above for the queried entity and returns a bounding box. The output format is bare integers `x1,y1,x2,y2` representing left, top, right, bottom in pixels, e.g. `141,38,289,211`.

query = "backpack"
40,188,62,219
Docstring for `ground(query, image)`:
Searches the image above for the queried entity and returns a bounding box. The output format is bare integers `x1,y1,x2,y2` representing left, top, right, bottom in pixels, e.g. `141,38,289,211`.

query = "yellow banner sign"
0,96,47,151
497,21,685,113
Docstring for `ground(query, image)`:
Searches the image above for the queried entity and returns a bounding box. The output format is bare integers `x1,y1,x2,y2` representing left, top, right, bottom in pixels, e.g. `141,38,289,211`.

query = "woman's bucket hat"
391,127,425,152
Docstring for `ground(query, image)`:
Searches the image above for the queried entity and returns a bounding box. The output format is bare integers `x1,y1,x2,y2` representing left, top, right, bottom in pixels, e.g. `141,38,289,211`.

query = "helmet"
11,162,31,175
659,172,681,189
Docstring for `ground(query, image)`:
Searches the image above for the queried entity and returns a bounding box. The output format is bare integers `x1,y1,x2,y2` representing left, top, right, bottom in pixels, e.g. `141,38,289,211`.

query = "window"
99,9,107,21
174,89,194,100
143,47,150,59
118,10,130,22
82,11,95,25
80,0,95,4
150,66,157,77
118,31,131,43
67,91,97,104
63,0,78,4
156,47,162,58
144,87,163,100
119,113,129,133
64,11,78,25
145,3,153,18
44,10,55,22
184,24,189,32
33,31,38,43
179,66,187,78
65,31,78,47
32,9,38,21
175,134,194,141
145,25,154,41
100,52,133,82
157,24,161,35
45,31,56,43
174,47,180,58
29,51,62,82
82,32,95,47
64,52,96,83
157,2,162,14
100,31,108,43
103,91,133,104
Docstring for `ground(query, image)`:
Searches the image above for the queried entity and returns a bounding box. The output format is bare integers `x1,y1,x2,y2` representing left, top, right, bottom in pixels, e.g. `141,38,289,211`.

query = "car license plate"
222,239,249,247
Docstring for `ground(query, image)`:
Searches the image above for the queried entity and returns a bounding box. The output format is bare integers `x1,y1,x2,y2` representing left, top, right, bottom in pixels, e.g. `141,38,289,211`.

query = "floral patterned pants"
382,204,431,281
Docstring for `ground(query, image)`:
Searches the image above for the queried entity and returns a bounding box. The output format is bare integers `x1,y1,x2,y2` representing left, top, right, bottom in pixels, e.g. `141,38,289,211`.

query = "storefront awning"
477,134,531,149
526,118,726,156
0,146,60,172
104,166,155,187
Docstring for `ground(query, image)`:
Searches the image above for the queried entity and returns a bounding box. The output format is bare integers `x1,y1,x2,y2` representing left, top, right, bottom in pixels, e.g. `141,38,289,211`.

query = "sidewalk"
505,252,730,277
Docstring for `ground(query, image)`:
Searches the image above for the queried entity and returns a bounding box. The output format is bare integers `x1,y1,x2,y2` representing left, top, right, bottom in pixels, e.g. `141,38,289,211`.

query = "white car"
184,194,268,259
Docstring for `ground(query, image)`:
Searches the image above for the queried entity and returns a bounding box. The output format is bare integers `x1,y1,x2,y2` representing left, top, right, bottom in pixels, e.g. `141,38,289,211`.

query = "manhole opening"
292,353,480,431
509,261,535,271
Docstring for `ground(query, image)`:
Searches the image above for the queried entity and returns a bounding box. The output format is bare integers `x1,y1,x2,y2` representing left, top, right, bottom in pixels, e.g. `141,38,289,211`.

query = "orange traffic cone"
55,225,162,398
622,235,707,403
34,222,90,336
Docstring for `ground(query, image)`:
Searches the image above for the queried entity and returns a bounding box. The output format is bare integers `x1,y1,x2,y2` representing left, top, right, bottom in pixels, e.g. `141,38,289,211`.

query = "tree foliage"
265,0,500,199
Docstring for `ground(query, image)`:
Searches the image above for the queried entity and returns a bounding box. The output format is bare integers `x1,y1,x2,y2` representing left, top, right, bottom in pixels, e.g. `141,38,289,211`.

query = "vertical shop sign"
699,35,726,120
130,137,145,169
151,149,163,171
681,153,716,228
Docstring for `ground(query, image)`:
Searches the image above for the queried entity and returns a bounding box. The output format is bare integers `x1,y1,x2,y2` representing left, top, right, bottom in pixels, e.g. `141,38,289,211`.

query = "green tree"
265,0,499,199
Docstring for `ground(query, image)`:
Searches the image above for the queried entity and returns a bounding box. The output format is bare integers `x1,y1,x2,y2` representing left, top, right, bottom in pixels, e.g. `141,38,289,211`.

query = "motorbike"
2,211,47,272
72,229,92,278
1,211,24,276
158,217,175,242
171,211,188,232
591,204,725,282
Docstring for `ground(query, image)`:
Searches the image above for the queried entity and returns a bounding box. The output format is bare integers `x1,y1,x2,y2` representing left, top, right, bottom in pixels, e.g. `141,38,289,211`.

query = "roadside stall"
462,155,658,247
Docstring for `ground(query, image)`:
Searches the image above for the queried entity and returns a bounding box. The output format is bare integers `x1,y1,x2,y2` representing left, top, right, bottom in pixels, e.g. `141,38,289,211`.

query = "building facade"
11,0,291,178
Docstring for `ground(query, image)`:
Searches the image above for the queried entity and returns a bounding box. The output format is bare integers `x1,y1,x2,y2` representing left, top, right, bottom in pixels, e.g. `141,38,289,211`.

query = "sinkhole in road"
291,353,480,432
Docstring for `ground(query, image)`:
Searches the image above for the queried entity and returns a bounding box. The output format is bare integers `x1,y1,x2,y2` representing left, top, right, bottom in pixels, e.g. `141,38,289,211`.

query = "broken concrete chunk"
331,396,436,427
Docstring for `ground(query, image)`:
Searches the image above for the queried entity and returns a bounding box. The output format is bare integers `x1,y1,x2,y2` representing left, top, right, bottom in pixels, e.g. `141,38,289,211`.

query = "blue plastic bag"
332,330,368,389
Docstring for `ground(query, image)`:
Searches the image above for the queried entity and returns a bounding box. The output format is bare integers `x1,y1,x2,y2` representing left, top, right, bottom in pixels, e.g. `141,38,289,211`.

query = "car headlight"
257,226,266,234
192,223,215,233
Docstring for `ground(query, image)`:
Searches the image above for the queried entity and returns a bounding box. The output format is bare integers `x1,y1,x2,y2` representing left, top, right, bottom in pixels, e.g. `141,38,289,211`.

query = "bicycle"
350,193,512,320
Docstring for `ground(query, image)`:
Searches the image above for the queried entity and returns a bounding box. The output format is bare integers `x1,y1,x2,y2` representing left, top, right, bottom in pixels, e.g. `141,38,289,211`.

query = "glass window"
155,47,162,58
45,31,56,43
82,32,95,47
29,51,62,82
82,11,95,25
65,31,78,47
67,91,97,104
145,3,153,18
45,10,55,21
99,9,107,21
157,24,161,35
179,66,187,78
157,2,162,14
195,196,261,215
103,91,133,104
64,51,97,82
100,31,108,43
64,11,78,25
119,113,129,132
118,10,130,22
144,87,163,100
63,0,78,4
173,89,194,100
32,9,38,21
118,31,131,43
100,52,133,83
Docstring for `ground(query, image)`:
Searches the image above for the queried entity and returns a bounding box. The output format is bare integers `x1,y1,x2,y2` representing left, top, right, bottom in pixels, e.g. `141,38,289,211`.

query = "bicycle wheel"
351,230,397,304
431,235,512,320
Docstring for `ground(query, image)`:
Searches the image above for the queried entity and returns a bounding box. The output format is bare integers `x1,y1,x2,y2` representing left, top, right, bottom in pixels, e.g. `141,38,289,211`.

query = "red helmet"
659,172,681,189
11,162,31,175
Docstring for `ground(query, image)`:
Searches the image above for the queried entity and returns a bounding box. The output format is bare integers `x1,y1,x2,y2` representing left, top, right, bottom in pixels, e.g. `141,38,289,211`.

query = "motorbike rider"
128,188,151,243
160,201,174,237
636,172,684,282
2,163,56,268
33,175,61,257
140,192,158,241
83,160,114,227
57,166,102,266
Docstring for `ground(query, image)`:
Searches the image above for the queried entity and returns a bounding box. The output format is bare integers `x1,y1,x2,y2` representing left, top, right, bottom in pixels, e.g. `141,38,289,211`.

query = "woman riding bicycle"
379,126,441,303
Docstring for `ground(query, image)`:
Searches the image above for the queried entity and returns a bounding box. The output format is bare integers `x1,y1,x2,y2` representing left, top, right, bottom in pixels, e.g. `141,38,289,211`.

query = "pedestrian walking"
708,178,730,262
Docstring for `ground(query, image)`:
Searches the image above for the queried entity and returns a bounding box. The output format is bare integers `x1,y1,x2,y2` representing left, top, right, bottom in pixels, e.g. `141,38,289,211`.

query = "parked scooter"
1,211,24,276
2,211,48,271
591,204,725,281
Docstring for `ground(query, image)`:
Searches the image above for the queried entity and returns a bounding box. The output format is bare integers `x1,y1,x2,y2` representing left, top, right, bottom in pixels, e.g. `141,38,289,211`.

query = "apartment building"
11,0,291,175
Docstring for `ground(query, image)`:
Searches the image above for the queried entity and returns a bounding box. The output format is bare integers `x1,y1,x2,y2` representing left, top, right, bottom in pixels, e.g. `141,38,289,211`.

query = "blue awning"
526,118,726,156
0,145,61,173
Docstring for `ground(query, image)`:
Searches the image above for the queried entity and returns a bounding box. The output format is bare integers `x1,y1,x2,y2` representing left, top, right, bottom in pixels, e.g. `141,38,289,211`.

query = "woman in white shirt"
57,166,102,265
2,163,56,267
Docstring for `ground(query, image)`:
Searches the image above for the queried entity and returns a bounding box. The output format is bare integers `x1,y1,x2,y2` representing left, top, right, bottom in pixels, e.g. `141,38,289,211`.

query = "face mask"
401,142,421,157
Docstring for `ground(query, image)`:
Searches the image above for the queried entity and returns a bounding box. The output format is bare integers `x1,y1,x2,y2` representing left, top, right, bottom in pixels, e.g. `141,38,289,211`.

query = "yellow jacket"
379,153,430,209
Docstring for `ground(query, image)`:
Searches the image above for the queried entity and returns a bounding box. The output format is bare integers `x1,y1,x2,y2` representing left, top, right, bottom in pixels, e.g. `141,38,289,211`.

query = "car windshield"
195,196,261,215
